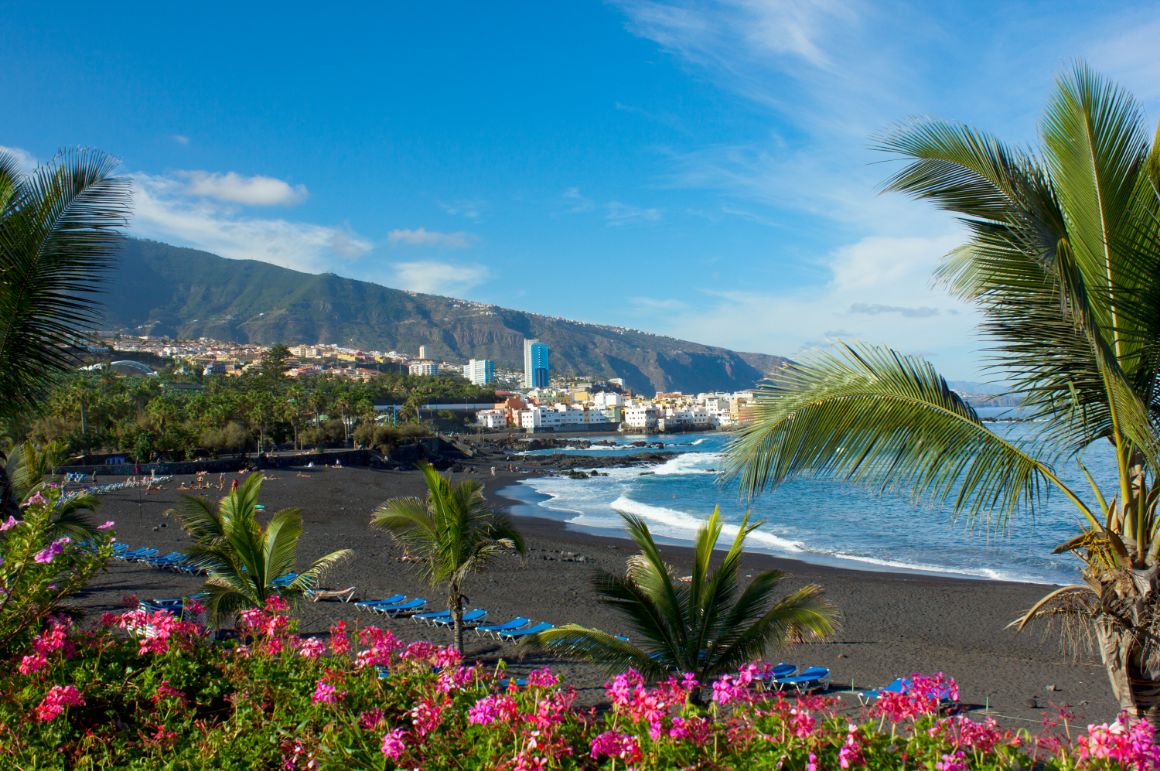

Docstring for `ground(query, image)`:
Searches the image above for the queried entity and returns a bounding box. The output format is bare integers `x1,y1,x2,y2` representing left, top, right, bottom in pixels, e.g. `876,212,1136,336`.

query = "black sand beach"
70,462,1117,726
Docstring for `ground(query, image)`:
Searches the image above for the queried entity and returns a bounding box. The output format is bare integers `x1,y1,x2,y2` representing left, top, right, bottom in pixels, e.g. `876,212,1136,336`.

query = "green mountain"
96,239,787,394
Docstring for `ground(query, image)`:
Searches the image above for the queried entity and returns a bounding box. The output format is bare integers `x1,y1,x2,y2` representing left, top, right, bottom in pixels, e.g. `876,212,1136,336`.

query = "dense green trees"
22,368,497,461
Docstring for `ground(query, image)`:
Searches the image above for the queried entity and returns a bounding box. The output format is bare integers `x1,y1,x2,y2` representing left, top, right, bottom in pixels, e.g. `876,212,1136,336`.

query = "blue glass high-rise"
523,339,549,388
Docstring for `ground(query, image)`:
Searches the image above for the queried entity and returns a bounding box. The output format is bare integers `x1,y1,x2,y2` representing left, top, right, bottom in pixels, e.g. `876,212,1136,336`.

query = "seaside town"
97,334,756,434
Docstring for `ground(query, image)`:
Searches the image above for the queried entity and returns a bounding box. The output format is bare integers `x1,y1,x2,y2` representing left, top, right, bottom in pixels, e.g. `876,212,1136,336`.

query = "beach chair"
373,598,426,616
498,622,554,641
775,666,830,693
497,678,528,689
305,586,357,603
127,548,160,562
474,617,531,638
144,551,186,567
431,609,487,627
857,676,957,709
271,573,299,588
117,547,154,561
354,595,407,611
760,663,797,686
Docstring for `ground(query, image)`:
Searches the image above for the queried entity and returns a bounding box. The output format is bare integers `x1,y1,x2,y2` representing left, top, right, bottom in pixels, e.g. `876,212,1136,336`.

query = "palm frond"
0,148,131,423
291,548,354,592
725,342,1096,529
527,625,664,678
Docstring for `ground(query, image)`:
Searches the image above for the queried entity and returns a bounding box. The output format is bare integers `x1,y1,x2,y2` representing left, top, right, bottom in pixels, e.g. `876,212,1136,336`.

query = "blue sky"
3,1,1159,378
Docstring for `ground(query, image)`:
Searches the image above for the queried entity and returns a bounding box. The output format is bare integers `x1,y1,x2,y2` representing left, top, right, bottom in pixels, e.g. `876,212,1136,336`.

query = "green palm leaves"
529,508,836,687
370,463,525,653
0,148,129,516
727,64,1160,719
0,149,130,427
177,474,352,623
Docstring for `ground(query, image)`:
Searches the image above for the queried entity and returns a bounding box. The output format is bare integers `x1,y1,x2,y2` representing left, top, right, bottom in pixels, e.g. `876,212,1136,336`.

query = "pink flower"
19,653,48,675
807,752,819,771
35,685,85,721
21,491,48,508
590,731,643,763
468,694,518,726
297,637,325,658
838,724,864,769
1075,712,1160,769
34,537,71,564
359,709,385,730
936,750,967,771
97,520,115,530
328,621,350,656
0,515,19,530
380,728,407,760
527,667,557,688
311,680,341,705
409,697,445,737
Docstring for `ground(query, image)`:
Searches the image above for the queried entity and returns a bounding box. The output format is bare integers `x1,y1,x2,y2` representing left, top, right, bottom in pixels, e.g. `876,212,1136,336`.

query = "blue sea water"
501,413,1115,585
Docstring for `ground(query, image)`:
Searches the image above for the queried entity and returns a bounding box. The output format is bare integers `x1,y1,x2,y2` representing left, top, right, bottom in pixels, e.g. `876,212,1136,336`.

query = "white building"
623,405,658,430
475,409,507,430
408,360,439,376
463,359,495,386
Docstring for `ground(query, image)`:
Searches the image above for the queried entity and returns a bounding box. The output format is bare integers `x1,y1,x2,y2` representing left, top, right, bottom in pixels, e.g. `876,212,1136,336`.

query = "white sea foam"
609,495,805,554
650,451,722,476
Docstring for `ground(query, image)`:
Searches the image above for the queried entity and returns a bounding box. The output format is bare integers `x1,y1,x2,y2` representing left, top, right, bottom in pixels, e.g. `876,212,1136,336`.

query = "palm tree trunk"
0,458,20,519
1095,568,1160,728
450,584,465,655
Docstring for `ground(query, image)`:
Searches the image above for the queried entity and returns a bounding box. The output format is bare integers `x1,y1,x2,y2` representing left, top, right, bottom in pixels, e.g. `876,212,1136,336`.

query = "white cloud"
179,170,308,206
630,296,689,312
0,145,39,174
650,231,984,376
1085,15,1160,103
387,227,476,249
562,186,595,213
606,201,662,225
131,173,371,273
437,198,486,222
170,134,190,146
390,260,490,296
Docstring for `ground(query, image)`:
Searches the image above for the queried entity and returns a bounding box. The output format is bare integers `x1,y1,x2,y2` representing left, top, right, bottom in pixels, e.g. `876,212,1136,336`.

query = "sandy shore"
70,462,1116,726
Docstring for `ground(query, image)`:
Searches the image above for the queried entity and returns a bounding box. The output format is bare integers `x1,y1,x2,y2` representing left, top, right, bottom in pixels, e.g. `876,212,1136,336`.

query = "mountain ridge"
95,239,788,394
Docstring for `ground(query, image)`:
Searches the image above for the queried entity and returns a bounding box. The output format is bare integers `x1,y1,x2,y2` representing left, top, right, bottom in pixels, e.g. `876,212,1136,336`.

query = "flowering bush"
1,599,1158,768
0,485,113,657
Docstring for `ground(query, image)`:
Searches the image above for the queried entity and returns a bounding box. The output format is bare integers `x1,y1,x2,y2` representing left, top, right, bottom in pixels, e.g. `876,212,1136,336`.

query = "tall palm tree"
176,474,353,624
0,148,130,517
528,508,836,697
370,462,525,654
727,64,1160,723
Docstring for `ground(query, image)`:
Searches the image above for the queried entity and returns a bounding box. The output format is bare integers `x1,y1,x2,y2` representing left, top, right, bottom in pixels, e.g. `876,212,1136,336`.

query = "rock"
1046,684,1059,692
1025,696,1040,709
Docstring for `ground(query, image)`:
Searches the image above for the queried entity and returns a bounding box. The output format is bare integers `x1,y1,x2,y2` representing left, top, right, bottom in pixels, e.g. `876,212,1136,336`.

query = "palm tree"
176,474,353,624
4,440,99,540
370,462,525,654
527,508,836,697
727,64,1160,723
0,148,130,517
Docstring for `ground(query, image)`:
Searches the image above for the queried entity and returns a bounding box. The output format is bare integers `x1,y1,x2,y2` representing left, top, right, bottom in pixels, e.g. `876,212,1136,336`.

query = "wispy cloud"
630,296,688,312
437,198,486,222
132,173,370,273
562,186,595,213
390,260,490,296
0,145,39,174
179,170,308,206
605,201,662,225
388,227,476,249
170,134,190,146
849,302,940,318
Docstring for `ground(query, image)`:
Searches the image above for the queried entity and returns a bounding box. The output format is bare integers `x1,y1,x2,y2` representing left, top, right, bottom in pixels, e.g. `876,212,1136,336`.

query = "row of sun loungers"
112,544,207,575
354,596,558,641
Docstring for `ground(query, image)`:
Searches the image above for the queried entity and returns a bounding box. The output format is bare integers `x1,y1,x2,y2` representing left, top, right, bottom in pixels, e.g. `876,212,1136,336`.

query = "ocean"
500,411,1114,585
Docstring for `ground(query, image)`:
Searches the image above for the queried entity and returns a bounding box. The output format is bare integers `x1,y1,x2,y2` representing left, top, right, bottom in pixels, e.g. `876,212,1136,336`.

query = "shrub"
2,598,1158,768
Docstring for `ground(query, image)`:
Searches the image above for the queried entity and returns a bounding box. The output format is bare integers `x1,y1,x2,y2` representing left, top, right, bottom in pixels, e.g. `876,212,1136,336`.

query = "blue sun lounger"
374,598,426,615
474,617,531,637
763,663,797,683
775,666,831,693
432,609,487,627
271,573,299,588
124,547,159,562
858,677,957,708
355,595,407,611
499,622,554,641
